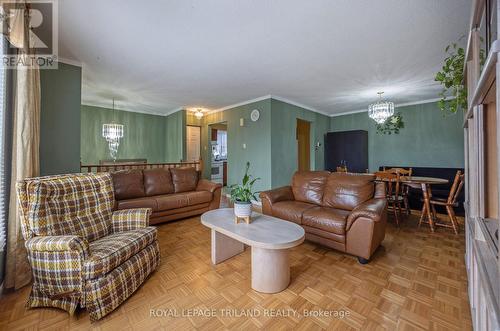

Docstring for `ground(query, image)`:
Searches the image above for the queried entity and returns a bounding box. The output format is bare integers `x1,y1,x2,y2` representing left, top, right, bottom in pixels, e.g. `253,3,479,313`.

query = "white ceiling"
58,0,471,116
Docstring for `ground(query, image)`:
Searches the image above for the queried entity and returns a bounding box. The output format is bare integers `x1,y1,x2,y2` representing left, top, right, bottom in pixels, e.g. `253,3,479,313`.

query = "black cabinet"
324,130,368,173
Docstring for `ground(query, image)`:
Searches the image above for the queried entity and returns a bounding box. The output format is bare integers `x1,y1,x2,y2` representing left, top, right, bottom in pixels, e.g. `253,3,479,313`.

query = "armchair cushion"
84,227,157,279
112,208,151,233
346,198,386,231
196,179,222,193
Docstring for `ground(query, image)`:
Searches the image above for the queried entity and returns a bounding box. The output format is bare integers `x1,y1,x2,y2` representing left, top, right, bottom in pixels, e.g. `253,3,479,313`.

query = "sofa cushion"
143,168,174,196
170,167,199,193
291,171,329,205
322,173,375,211
185,191,212,205
84,227,157,279
302,206,350,235
272,200,316,224
155,193,188,210
111,170,145,200
116,197,158,212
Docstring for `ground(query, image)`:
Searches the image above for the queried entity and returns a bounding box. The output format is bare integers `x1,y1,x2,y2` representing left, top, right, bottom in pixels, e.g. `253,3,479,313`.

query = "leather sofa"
111,167,222,224
260,171,387,263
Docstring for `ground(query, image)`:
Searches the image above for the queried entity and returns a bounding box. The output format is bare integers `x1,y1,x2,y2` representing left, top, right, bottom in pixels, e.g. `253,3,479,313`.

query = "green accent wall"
164,110,186,162
40,62,82,175
196,97,330,191
200,99,273,192
270,99,330,187
81,105,166,164
329,102,465,171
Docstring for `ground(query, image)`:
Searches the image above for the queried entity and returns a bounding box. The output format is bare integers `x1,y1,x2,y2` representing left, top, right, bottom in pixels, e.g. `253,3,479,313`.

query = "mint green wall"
164,110,186,162
81,105,166,164
200,100,272,192
270,99,330,187
329,102,465,171
40,62,82,175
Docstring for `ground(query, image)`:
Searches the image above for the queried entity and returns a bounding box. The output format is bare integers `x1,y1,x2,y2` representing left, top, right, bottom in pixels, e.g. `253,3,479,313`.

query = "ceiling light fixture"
194,108,204,119
102,98,124,161
368,92,394,124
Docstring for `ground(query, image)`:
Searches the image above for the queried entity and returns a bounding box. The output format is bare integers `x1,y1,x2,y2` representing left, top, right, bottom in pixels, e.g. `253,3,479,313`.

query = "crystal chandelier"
368,92,394,124
102,99,124,161
194,108,204,119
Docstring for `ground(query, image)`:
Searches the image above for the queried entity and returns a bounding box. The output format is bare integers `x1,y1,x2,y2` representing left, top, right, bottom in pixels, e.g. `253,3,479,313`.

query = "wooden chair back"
374,171,401,198
336,166,348,173
384,167,412,180
448,170,465,204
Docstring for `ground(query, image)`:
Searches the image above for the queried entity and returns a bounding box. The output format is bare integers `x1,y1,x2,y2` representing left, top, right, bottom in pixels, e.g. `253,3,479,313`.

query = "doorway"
296,119,310,171
186,125,201,162
208,122,228,186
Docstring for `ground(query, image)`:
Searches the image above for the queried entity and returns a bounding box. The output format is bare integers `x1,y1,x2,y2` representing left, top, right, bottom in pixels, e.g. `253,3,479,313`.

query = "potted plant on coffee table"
229,162,260,224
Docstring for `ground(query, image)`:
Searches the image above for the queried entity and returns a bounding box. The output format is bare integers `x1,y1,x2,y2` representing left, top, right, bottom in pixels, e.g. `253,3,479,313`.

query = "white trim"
270,95,331,116
163,107,185,117
81,101,167,117
56,57,83,68
207,94,331,117
208,95,272,114
0,281,3,298
329,97,447,117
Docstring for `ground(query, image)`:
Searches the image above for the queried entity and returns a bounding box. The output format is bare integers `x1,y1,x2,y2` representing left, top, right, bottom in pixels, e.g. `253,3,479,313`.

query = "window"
0,35,9,251
217,130,227,158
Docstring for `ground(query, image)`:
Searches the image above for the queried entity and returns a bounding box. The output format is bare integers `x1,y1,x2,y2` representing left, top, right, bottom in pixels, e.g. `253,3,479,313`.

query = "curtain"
4,1,41,289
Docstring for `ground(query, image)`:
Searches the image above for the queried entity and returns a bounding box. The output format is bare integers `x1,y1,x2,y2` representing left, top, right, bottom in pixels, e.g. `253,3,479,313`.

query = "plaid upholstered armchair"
16,173,160,321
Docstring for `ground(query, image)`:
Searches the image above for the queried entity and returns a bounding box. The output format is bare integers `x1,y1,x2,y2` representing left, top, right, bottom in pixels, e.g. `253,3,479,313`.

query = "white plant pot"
234,201,252,218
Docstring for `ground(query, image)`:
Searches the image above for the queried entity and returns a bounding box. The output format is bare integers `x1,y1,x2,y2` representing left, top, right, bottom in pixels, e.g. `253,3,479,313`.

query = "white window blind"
0,36,7,251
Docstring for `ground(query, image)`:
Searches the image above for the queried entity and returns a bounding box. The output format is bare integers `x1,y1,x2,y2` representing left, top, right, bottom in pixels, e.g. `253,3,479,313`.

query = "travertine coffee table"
201,208,305,293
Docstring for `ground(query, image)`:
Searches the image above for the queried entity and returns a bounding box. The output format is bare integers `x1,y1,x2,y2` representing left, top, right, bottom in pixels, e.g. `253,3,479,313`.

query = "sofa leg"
357,257,370,264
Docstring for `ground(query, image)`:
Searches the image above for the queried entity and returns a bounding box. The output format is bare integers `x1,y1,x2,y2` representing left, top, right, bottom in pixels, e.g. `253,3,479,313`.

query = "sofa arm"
196,179,223,193
112,208,152,233
259,186,294,204
25,235,87,299
346,198,386,231
259,186,294,215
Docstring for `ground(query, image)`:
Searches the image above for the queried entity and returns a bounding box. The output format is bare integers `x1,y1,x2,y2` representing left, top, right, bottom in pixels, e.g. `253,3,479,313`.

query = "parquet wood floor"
0,206,472,330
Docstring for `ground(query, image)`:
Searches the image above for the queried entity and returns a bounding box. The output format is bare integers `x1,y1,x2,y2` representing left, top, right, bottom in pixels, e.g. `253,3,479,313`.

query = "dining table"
374,175,449,232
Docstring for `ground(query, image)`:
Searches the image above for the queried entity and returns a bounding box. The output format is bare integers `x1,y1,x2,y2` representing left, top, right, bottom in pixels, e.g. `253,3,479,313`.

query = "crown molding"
57,57,83,67
269,95,331,116
81,101,167,117
206,94,330,116
207,95,273,115
329,97,447,117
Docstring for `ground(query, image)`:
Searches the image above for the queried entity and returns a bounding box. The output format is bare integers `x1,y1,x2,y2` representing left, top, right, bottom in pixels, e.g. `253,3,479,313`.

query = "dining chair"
336,166,348,173
421,170,464,234
384,167,413,215
375,171,403,226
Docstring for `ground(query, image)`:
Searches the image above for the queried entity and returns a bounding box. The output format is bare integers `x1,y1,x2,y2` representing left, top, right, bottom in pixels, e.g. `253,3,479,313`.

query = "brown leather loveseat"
111,167,222,224
260,171,387,264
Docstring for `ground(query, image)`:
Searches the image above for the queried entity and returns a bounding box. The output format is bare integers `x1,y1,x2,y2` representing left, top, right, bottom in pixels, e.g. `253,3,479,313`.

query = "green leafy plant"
376,112,404,135
435,37,485,114
229,162,260,203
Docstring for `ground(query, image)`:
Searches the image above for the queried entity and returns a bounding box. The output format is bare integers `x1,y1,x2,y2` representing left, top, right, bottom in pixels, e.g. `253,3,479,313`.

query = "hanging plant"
435,37,485,114
376,112,404,135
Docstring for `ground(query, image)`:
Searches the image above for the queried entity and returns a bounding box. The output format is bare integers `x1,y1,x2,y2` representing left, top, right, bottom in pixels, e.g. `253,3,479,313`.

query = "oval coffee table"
201,208,305,293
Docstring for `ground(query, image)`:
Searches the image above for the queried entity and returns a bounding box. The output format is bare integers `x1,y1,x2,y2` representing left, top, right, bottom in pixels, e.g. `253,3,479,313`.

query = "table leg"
211,230,244,264
251,247,290,293
421,183,435,232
